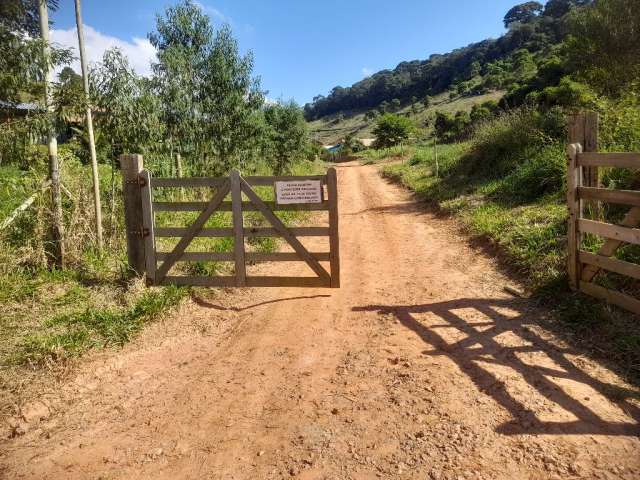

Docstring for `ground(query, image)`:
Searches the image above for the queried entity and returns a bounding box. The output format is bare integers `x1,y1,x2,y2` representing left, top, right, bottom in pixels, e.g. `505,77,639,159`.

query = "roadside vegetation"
0,0,323,407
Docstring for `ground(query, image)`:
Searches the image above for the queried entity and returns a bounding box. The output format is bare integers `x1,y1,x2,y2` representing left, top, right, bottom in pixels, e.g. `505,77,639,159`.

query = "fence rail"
566,115,640,314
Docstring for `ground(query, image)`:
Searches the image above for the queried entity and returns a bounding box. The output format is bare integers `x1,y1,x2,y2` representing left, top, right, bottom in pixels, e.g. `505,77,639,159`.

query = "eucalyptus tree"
0,0,69,104
75,0,103,252
0,0,71,168
92,48,164,159
263,101,309,175
200,24,264,174
148,0,212,171
149,1,264,175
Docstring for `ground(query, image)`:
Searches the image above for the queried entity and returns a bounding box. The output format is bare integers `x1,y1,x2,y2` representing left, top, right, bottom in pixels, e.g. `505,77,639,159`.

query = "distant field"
308,90,505,145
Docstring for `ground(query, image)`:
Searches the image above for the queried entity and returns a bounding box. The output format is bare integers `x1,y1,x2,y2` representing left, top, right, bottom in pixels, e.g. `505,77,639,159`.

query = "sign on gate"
275,180,323,204
119,156,340,289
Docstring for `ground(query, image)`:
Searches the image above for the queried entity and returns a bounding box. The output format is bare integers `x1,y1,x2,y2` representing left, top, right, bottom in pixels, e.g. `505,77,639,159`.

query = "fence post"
140,169,156,285
230,170,246,287
327,167,340,288
120,154,146,276
568,113,599,213
567,143,583,291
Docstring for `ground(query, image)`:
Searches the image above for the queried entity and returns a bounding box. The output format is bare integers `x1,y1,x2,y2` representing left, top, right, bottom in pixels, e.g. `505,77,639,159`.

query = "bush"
468,106,566,177
491,143,566,203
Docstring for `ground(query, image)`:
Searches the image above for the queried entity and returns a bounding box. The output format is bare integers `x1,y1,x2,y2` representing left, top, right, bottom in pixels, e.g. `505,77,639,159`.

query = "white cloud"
50,25,157,77
193,1,229,23
362,67,373,77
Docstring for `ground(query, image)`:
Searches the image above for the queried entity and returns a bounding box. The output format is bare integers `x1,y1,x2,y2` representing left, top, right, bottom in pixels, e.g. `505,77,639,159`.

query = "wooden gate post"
230,170,247,287
120,154,145,275
567,143,583,291
327,167,340,288
568,113,599,213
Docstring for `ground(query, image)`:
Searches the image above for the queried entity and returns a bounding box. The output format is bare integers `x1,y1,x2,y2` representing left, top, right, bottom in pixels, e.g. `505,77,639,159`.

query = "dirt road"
2,162,639,479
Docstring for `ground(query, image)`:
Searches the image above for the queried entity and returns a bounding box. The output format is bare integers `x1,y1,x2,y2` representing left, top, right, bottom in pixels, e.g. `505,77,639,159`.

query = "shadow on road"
192,294,331,312
354,298,640,437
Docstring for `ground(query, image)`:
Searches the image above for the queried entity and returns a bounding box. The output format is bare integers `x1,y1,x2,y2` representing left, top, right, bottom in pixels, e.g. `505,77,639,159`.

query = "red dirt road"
2,162,639,479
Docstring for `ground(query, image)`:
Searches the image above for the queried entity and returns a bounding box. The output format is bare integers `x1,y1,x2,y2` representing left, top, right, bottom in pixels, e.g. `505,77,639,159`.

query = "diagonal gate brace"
155,180,231,283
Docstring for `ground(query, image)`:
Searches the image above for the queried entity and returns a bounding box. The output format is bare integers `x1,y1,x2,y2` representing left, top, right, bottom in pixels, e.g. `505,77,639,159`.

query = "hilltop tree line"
304,0,592,121
428,0,640,144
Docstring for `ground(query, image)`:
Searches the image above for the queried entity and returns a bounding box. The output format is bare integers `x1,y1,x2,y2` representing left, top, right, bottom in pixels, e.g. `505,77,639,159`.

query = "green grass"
0,155,325,381
357,145,415,164
377,108,640,384
14,286,187,365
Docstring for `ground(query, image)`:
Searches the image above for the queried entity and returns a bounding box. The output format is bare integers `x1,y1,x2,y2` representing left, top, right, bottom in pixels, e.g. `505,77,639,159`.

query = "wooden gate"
566,114,640,314
120,155,339,288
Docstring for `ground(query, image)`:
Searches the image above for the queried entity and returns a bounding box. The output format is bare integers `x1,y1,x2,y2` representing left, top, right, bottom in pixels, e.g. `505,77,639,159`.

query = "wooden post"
39,0,64,268
567,143,583,290
175,153,183,178
568,113,599,214
327,167,340,288
433,137,439,178
139,169,156,285
175,153,184,200
120,154,145,275
75,0,103,252
230,170,246,286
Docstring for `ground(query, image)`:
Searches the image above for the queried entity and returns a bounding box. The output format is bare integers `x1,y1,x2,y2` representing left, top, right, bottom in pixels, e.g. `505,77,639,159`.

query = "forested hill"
304,0,590,121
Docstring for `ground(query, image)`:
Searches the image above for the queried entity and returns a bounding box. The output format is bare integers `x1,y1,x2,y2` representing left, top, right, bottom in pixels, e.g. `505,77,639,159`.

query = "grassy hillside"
309,90,504,145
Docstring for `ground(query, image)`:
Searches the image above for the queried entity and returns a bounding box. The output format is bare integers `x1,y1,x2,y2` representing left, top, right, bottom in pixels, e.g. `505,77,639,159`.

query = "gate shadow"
192,294,331,311
354,298,640,437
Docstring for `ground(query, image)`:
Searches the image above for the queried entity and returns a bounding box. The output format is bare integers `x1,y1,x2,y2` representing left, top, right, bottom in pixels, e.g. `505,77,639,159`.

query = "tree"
93,48,164,159
503,2,543,28
0,0,71,170
0,0,70,104
75,0,103,252
149,0,212,163
422,96,431,108
364,110,377,121
263,101,308,174
567,0,640,96
434,111,472,142
342,133,365,155
200,25,264,174
391,98,401,111
372,114,414,149
39,0,64,268
513,49,537,80
543,0,592,18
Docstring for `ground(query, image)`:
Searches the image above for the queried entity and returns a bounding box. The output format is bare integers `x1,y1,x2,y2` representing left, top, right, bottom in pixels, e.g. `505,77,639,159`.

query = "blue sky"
50,0,519,105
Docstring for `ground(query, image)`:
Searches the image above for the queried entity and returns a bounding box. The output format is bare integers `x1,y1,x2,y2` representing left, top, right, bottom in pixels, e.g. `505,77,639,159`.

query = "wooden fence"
567,114,640,314
121,154,340,289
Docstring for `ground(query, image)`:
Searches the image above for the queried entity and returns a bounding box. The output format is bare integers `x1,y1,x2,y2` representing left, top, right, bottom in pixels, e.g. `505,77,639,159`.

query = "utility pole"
38,0,64,268
75,0,103,252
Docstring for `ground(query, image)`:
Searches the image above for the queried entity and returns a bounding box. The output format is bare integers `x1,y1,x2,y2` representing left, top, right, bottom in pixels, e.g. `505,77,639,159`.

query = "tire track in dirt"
1,162,639,479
